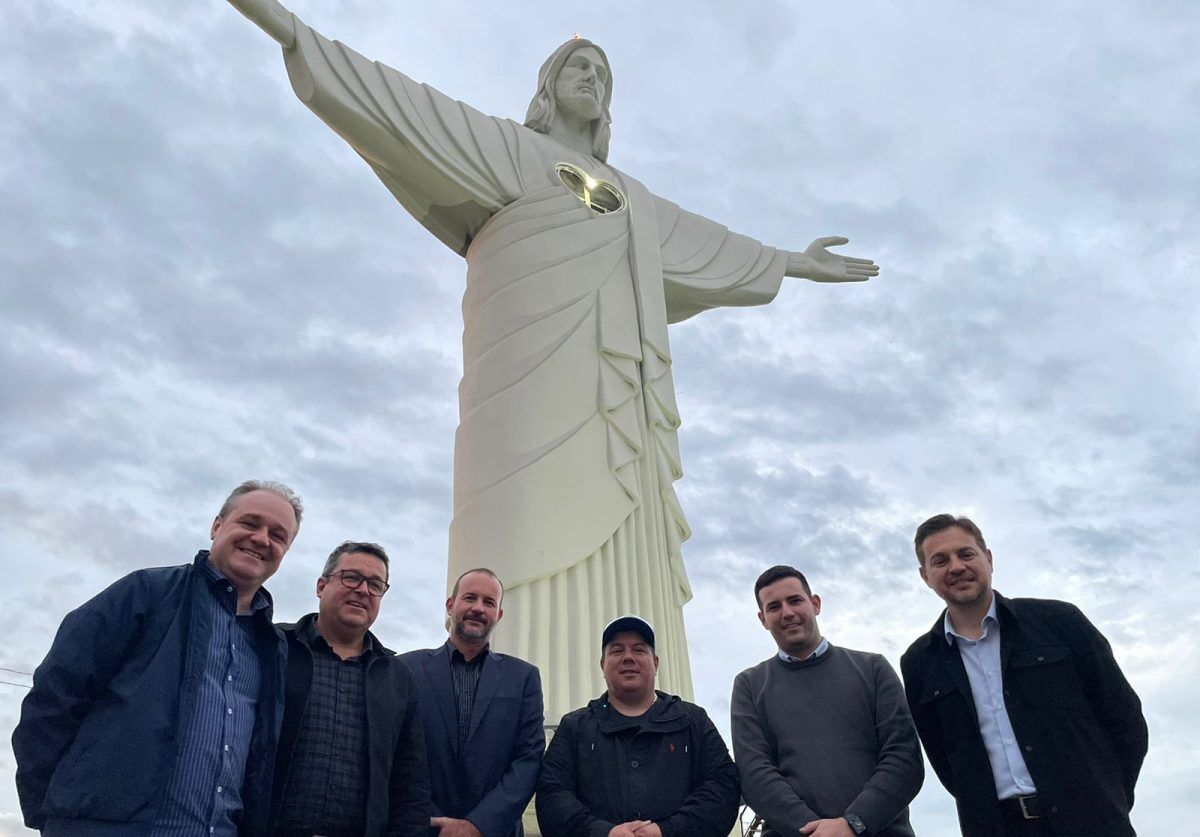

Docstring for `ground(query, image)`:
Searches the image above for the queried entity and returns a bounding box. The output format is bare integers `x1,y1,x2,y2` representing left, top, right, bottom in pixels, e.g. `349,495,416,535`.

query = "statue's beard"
556,88,602,123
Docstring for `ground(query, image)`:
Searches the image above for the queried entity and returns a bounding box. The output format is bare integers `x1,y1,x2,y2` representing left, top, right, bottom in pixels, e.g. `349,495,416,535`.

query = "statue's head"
524,38,613,162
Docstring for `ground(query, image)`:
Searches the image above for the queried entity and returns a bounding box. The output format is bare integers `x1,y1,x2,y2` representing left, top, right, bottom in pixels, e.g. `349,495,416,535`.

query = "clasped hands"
799,816,855,836
609,821,662,837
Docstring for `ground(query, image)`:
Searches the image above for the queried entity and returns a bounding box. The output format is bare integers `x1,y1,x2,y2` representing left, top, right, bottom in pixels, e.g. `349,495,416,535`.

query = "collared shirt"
943,596,1037,800
152,559,270,837
777,636,829,663
447,640,489,750
275,618,375,836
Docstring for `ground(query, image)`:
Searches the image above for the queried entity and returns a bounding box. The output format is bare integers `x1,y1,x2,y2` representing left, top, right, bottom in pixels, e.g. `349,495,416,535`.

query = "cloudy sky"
2,0,1197,833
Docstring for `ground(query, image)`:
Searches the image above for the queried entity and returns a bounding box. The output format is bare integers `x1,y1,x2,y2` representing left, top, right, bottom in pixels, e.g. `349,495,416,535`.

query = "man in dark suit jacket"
900,514,1148,837
399,568,544,837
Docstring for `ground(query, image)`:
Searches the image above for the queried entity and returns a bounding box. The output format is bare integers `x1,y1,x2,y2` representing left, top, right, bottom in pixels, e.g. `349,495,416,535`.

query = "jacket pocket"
1008,643,1085,707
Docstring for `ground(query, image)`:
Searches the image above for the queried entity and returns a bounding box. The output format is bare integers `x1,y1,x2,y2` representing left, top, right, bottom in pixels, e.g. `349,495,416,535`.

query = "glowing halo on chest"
555,162,627,214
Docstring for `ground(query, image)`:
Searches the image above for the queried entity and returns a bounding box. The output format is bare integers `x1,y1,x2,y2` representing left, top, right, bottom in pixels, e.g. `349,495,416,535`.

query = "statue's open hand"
787,236,879,283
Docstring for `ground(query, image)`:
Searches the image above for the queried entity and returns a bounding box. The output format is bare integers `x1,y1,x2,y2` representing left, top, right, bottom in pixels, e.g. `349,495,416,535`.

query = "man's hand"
799,817,855,836
226,0,296,47
785,236,879,283
608,822,651,837
430,816,482,837
632,823,663,837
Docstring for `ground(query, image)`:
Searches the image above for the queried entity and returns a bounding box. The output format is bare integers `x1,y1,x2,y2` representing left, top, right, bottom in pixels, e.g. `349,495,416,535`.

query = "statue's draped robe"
285,23,788,720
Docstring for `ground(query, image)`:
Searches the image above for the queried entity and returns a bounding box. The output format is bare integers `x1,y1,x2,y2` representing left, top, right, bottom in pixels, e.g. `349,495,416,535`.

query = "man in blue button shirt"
13,479,302,837
901,514,1148,837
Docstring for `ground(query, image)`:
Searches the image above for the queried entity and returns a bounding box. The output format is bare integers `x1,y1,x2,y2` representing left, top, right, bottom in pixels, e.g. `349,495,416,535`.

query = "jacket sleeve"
535,714,614,837
657,706,740,837
730,671,819,829
11,572,151,829
841,656,924,833
387,682,434,837
899,647,955,798
466,665,546,837
1065,604,1148,807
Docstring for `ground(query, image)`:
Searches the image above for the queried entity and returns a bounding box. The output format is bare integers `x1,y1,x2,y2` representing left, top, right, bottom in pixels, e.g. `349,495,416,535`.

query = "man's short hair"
218,480,304,527
449,567,504,605
753,565,812,609
322,541,390,579
913,514,988,565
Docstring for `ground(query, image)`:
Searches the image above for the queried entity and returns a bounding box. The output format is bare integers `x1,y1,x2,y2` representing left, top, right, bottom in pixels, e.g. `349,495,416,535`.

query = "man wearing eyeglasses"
268,541,431,837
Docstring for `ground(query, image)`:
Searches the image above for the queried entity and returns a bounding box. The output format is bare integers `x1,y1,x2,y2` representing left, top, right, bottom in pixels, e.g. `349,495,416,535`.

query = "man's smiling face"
317,551,387,635
207,489,297,592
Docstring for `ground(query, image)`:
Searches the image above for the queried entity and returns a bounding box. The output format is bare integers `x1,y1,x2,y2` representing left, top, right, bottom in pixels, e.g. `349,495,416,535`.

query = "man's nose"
250,526,270,544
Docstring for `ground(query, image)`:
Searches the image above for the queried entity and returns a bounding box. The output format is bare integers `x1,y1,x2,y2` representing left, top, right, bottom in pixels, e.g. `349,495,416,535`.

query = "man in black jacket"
269,541,430,837
900,514,1148,837
536,615,740,837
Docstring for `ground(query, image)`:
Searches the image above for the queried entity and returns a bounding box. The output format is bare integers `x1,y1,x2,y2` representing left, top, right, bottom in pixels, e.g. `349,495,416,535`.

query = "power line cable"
0,679,31,689
0,666,33,677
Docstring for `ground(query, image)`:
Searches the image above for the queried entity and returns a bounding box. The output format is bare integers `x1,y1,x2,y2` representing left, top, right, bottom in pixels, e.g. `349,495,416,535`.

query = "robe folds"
284,22,788,718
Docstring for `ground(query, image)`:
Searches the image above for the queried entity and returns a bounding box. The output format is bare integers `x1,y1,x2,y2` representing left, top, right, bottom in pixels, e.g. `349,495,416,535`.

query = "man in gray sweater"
731,566,923,837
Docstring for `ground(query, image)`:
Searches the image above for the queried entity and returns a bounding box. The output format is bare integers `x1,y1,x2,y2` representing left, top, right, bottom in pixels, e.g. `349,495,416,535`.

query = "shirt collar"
943,594,998,644
202,554,271,614
445,638,489,664
778,636,829,663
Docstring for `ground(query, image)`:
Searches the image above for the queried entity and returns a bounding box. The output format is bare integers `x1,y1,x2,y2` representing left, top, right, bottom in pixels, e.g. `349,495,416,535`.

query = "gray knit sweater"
731,644,923,836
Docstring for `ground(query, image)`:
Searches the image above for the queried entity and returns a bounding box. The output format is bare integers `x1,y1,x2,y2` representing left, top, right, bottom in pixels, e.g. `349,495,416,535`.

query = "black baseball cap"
602,615,655,651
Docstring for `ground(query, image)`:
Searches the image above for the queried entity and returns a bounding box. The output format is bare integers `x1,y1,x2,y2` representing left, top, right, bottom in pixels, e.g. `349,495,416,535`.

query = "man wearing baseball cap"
535,615,739,837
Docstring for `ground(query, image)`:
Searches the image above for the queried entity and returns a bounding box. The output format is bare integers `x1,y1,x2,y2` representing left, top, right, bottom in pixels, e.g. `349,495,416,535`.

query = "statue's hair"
217,480,303,527
524,38,613,162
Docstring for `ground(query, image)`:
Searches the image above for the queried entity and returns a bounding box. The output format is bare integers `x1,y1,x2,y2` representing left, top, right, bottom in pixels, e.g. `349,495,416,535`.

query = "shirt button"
1051,806,1059,814
227,674,233,682
226,707,233,715
1037,656,1045,662
224,744,230,752
216,786,223,794
231,644,236,651
227,586,233,593
1024,744,1033,752
631,760,639,768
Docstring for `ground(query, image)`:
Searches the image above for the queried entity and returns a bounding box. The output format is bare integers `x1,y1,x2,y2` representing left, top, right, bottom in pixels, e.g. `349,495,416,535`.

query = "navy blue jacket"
12,551,287,837
901,593,1148,837
270,614,431,836
398,644,544,837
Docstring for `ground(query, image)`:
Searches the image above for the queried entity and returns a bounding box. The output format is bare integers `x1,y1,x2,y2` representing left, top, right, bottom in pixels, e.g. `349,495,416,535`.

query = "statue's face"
554,46,607,122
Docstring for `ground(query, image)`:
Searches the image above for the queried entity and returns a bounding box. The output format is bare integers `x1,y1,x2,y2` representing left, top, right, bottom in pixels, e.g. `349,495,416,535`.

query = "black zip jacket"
536,691,739,837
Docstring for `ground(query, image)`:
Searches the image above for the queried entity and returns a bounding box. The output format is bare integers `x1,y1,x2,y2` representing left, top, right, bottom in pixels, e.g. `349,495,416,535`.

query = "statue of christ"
228,0,878,719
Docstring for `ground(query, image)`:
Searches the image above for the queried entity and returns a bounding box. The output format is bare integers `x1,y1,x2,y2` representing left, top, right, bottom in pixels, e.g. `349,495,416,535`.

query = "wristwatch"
844,812,867,835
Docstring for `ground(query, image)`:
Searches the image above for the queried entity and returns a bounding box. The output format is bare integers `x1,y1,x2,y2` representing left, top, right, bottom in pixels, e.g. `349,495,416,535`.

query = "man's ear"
811,594,821,615
757,610,768,630
210,516,223,540
316,576,327,598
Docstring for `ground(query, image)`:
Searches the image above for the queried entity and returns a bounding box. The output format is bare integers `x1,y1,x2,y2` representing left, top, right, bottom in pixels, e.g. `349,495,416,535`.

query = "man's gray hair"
322,541,390,579
218,480,304,527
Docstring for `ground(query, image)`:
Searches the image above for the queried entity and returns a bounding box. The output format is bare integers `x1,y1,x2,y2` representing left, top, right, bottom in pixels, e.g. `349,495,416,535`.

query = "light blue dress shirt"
943,596,1037,800
778,636,829,663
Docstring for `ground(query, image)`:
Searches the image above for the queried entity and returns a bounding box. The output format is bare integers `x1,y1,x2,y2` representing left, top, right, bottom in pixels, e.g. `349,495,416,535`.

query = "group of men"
13,481,1147,837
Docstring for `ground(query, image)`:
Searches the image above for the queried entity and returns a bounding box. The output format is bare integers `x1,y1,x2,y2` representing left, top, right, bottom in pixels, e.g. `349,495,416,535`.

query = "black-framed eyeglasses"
325,570,390,597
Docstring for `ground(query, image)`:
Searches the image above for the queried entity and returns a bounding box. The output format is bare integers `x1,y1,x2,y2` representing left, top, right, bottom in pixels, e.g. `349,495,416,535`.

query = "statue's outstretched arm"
786,236,879,283
227,0,296,49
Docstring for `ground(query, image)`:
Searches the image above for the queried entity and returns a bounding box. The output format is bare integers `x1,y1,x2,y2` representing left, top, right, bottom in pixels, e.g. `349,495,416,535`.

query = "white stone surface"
227,0,876,722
